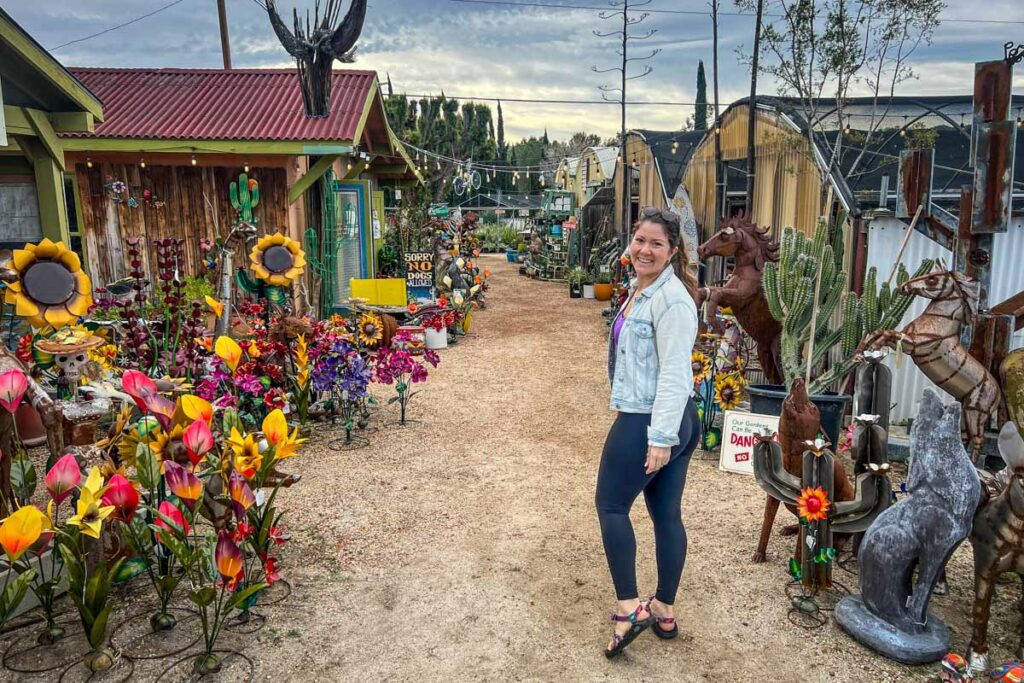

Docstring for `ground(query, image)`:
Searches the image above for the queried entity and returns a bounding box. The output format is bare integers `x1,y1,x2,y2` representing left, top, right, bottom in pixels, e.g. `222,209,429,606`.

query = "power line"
50,0,188,51
390,93,699,106
449,0,1024,24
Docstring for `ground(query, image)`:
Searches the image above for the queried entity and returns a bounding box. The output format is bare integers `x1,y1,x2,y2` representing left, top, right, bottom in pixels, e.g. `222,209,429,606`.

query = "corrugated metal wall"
683,104,824,240
864,216,1024,422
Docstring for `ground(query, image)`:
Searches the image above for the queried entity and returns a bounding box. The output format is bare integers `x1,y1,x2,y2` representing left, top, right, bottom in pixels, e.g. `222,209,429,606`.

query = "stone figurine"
863,269,1002,462
834,389,980,665
697,212,783,385
966,422,1024,674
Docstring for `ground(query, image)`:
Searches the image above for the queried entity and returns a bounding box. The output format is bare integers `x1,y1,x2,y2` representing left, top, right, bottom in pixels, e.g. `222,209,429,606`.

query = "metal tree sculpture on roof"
264,0,368,117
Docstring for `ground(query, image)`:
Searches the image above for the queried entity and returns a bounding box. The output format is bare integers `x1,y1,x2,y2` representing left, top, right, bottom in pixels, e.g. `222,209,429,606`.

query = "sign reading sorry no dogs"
719,411,780,475
405,252,434,288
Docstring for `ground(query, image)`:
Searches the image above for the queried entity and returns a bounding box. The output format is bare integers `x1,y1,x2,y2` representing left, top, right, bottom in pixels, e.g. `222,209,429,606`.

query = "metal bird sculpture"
265,0,368,117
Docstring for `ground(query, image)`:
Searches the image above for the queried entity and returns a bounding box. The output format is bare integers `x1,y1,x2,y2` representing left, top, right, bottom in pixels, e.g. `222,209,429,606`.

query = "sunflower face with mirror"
249,233,306,287
5,239,92,329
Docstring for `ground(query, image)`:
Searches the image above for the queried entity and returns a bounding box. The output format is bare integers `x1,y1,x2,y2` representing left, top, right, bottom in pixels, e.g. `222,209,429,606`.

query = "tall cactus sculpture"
229,173,261,225
762,217,933,394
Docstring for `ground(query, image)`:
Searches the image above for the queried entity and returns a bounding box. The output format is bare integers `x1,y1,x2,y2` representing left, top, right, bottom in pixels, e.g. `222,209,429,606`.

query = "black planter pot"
569,283,583,298
747,384,852,447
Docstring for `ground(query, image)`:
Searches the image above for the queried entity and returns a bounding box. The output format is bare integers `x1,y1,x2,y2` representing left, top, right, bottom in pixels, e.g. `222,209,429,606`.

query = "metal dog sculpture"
862,268,1001,463
697,212,783,385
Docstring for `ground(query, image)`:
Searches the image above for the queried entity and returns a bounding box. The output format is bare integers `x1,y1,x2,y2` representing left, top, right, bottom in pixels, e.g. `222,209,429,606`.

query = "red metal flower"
101,474,140,523
44,453,81,505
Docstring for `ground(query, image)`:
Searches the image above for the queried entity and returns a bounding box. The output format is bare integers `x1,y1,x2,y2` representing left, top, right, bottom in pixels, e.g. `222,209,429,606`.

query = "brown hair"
633,207,699,301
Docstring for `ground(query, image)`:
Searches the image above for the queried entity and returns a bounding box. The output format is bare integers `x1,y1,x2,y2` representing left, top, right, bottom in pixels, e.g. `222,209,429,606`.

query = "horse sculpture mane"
720,211,779,270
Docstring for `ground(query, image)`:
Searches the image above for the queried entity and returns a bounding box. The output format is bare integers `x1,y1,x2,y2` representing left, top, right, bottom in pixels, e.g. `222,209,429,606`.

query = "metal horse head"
696,211,779,271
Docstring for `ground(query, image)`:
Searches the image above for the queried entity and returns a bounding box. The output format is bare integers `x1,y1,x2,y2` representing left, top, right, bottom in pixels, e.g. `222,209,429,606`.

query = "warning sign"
404,252,434,288
719,410,780,476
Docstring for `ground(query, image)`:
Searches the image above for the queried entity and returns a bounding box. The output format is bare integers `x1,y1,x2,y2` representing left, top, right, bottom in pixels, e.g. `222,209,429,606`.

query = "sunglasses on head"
640,206,680,225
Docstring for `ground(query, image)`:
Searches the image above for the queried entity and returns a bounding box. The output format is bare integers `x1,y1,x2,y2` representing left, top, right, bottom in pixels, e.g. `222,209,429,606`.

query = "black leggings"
595,401,699,605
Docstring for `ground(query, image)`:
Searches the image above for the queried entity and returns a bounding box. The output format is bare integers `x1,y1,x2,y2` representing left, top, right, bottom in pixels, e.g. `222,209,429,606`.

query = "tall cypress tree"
497,100,506,160
695,61,708,130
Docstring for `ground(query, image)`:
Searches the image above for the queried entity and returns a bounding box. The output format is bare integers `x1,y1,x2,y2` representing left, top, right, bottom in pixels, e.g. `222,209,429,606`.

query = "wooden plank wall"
75,163,289,286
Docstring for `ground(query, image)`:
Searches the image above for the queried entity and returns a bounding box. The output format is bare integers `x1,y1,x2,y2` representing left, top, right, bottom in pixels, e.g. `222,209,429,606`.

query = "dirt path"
262,254,1008,682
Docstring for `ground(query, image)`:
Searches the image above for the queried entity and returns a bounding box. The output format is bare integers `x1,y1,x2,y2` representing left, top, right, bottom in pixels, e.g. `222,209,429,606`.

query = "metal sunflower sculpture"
249,233,306,287
713,373,746,411
357,312,384,348
5,239,92,328
691,351,712,386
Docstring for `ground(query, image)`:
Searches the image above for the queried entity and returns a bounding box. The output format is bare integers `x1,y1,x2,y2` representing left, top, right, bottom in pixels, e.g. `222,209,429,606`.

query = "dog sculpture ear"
998,421,1024,470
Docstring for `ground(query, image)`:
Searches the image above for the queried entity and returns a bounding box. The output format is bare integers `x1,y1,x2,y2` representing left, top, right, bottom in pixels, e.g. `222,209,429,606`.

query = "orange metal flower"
215,530,244,580
0,505,47,562
796,487,831,523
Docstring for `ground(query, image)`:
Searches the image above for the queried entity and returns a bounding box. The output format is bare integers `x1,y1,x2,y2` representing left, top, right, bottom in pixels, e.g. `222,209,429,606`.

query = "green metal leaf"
788,557,802,581
10,452,36,503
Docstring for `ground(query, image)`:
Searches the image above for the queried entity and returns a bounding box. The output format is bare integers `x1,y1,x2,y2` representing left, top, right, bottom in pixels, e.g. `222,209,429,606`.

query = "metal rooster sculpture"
265,0,368,117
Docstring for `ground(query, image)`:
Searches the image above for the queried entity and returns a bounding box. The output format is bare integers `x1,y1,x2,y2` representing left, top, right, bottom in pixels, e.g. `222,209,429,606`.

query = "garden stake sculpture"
697,212,783,385
862,267,1002,463
752,379,856,563
966,421,1024,675
834,389,980,665
752,407,892,591
265,0,368,117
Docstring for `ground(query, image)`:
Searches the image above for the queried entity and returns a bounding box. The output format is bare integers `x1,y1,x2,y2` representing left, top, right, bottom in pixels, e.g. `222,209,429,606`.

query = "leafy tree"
695,60,709,130
497,100,506,160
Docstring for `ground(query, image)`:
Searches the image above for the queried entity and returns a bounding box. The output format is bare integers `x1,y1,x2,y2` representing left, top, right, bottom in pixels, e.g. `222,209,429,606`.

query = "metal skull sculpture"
55,351,89,386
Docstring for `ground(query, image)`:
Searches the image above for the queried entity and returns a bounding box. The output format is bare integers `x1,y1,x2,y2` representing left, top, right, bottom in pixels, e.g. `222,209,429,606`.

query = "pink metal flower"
182,420,214,466
0,369,28,414
164,461,203,509
102,474,140,523
44,453,81,505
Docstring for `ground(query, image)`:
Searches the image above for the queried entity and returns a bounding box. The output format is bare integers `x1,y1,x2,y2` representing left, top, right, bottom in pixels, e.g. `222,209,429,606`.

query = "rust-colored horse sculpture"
697,213,783,385
862,268,1002,463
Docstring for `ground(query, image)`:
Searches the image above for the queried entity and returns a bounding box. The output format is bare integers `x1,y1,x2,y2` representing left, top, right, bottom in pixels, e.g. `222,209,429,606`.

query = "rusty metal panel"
974,60,1013,123
972,120,1016,234
896,148,933,219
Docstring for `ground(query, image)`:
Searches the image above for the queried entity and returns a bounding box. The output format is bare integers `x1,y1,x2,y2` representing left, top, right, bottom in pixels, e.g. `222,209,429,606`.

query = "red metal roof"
63,67,378,142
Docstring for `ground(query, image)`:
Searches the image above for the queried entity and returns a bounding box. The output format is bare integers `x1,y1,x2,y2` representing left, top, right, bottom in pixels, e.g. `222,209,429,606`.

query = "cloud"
6,0,1022,143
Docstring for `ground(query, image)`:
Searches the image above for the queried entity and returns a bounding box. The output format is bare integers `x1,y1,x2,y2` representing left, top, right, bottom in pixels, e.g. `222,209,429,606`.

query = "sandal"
604,604,654,658
644,596,678,640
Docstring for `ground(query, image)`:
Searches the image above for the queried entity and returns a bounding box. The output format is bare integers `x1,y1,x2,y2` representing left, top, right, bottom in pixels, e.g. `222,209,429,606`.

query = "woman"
597,207,700,658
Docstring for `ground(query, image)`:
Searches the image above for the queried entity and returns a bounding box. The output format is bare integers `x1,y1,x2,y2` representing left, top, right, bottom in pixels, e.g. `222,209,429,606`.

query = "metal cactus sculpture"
762,218,933,393
265,0,368,117
752,430,892,592
853,350,893,433
230,173,260,225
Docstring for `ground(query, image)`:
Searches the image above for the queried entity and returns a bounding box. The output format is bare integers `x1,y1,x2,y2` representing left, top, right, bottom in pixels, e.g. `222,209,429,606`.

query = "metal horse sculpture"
697,212,783,385
862,268,1002,463
967,421,1024,674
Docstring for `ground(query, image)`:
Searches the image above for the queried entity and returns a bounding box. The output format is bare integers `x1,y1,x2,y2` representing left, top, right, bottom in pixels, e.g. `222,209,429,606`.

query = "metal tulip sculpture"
752,433,892,594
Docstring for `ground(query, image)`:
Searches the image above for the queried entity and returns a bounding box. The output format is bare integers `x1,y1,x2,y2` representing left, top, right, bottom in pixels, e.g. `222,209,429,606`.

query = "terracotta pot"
594,283,613,301
15,404,47,448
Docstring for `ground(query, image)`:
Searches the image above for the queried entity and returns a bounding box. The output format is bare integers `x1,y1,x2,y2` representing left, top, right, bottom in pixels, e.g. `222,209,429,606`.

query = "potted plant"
753,217,932,444
593,273,613,301
582,272,596,299
566,267,585,299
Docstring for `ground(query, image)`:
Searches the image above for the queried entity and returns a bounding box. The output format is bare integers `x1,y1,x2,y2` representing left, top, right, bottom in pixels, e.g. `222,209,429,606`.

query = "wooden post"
217,0,232,70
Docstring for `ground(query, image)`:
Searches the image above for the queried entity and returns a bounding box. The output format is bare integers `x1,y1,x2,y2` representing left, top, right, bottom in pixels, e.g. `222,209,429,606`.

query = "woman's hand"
645,445,671,474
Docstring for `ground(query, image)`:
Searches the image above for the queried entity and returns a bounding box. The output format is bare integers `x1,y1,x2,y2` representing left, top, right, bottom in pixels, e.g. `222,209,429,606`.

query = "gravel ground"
3,254,1019,682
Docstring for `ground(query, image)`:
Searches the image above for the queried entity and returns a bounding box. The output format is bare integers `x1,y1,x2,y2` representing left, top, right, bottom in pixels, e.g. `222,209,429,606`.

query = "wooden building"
0,8,103,249
58,67,419,303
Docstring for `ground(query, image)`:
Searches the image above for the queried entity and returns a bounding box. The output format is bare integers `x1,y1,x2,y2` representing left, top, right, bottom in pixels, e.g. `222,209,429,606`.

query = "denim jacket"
608,266,698,447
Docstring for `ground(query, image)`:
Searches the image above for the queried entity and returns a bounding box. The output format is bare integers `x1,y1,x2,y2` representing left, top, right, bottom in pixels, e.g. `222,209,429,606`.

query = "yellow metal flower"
90,344,118,371
714,373,746,411
151,424,187,467
691,351,712,385
66,485,115,538
227,427,262,478
262,409,306,460
295,334,309,388
5,239,92,329
249,233,306,287
357,312,384,347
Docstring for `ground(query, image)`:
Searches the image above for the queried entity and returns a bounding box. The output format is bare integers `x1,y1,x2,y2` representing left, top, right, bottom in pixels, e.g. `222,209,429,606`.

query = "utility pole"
744,0,764,207
592,0,660,241
217,0,232,69
711,0,724,225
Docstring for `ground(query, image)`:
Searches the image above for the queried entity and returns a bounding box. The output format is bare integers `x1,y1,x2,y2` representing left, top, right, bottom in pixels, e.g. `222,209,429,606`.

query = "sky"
8,0,1024,142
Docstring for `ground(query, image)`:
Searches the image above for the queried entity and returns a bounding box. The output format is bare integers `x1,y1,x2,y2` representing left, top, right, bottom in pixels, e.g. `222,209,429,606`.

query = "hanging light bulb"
959,114,965,130
140,158,146,168
900,115,908,137
347,160,353,171
436,160,441,171
191,154,197,166
244,162,250,173
86,158,93,169
844,118,851,135
1018,110,1023,129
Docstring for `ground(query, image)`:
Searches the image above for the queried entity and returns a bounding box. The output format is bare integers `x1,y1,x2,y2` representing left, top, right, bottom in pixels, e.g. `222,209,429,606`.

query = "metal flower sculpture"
249,233,306,288
5,239,92,328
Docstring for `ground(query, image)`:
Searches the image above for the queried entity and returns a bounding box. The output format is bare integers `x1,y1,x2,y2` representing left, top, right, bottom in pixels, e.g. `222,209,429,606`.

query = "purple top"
612,310,626,349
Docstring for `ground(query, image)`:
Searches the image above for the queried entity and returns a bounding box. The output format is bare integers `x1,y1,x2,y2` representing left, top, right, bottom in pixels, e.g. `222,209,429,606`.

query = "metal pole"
620,1,628,243
711,0,724,229
217,0,232,70
744,0,763,207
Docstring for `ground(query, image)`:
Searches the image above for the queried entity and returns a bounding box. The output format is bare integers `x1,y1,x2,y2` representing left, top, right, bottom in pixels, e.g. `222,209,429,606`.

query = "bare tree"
736,0,943,207
592,0,661,237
